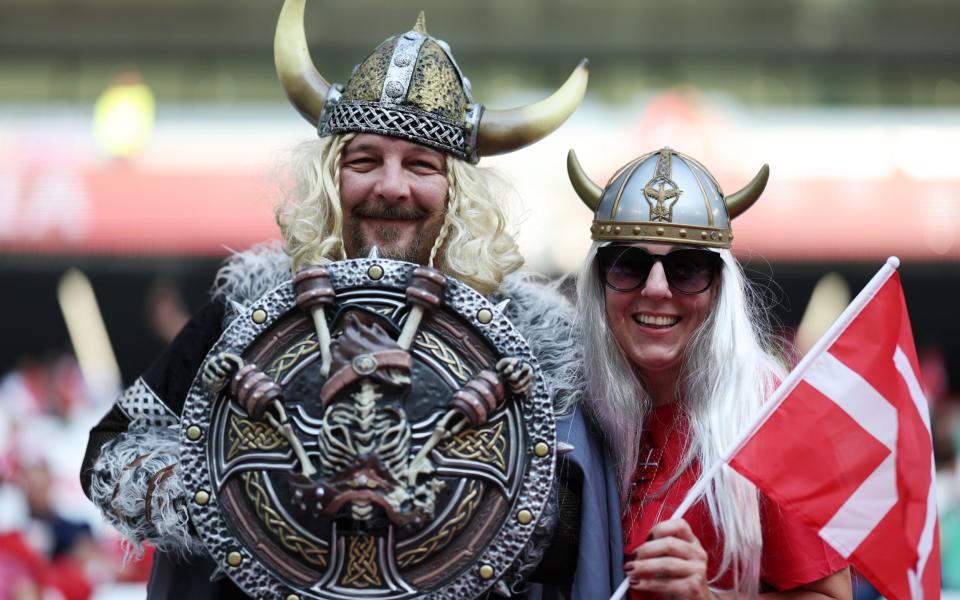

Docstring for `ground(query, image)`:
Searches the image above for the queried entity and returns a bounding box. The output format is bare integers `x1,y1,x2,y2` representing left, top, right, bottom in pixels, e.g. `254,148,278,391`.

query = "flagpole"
609,256,901,600
611,577,630,600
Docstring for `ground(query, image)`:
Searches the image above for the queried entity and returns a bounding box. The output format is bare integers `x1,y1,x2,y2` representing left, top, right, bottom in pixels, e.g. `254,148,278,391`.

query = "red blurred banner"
0,159,956,260
0,165,280,256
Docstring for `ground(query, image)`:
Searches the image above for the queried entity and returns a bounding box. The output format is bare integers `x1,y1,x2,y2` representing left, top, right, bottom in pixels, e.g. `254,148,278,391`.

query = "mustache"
351,202,428,220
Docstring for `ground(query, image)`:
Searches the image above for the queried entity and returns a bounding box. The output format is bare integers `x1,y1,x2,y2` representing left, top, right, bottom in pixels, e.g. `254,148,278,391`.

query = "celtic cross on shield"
180,257,557,600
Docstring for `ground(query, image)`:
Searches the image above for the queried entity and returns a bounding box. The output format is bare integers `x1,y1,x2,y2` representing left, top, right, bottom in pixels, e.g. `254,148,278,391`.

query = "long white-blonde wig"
575,242,787,596
275,134,524,296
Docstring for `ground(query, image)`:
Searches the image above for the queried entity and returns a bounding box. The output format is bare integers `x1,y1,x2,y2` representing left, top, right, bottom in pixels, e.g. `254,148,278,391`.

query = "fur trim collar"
211,241,293,323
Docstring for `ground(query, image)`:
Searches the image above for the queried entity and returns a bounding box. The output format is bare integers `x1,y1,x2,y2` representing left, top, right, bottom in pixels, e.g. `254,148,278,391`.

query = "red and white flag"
609,258,940,600
728,257,940,600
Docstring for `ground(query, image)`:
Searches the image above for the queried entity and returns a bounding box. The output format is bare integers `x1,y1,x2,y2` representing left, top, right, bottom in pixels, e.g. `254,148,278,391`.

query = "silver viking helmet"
567,147,769,248
275,2,589,163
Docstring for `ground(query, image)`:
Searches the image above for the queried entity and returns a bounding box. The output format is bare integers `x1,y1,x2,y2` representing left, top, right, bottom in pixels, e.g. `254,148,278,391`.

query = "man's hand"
624,518,717,600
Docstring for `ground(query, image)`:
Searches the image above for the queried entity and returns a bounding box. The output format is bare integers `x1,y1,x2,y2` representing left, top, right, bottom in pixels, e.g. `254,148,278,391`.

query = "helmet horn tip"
413,11,428,34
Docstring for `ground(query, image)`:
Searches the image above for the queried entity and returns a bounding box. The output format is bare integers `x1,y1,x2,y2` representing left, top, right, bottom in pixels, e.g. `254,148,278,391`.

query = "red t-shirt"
623,403,847,597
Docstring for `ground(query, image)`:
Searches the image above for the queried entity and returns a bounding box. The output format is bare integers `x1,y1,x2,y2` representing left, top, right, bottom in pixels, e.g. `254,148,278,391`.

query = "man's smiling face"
339,134,449,264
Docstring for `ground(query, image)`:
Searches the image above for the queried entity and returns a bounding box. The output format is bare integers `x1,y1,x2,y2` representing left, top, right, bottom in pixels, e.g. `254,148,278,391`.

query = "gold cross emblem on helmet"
643,148,683,223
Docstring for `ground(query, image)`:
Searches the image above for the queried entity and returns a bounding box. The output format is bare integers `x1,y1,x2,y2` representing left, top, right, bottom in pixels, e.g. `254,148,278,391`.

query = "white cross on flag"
729,258,940,600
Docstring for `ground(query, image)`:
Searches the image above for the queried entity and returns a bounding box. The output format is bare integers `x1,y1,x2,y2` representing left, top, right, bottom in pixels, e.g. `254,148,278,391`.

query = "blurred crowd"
0,350,155,600
0,273,195,600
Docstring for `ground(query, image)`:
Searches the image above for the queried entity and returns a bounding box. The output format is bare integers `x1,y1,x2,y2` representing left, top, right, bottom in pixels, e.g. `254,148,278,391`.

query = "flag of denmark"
729,259,940,600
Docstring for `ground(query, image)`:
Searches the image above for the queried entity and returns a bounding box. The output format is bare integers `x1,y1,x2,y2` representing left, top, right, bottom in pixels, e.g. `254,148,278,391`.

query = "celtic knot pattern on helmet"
326,101,467,159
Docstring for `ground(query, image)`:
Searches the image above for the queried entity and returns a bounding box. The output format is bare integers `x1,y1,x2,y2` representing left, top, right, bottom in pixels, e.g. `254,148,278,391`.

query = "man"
80,1,590,597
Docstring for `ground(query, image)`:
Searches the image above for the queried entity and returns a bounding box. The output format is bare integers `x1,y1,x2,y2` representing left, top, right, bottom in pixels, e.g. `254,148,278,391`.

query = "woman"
567,147,851,599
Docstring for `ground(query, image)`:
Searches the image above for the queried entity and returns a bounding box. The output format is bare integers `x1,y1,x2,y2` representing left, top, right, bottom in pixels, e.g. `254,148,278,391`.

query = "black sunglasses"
597,246,722,295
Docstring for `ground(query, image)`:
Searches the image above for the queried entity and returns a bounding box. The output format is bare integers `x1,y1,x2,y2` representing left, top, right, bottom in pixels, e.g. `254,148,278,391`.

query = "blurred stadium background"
1,0,959,598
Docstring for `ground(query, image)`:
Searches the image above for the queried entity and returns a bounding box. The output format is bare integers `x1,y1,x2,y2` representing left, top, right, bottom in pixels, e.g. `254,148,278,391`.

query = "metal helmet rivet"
385,81,404,98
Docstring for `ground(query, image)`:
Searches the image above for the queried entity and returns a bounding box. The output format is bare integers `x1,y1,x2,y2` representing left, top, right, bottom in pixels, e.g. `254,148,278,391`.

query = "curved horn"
566,149,603,211
274,0,331,126
725,164,769,219
477,59,589,157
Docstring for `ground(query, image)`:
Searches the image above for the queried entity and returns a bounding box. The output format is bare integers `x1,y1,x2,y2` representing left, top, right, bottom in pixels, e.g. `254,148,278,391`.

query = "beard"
343,201,445,265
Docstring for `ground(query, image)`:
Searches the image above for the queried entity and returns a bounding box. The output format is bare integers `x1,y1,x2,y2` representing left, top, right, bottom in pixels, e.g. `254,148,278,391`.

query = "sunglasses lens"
599,247,719,294
599,248,653,291
662,250,719,294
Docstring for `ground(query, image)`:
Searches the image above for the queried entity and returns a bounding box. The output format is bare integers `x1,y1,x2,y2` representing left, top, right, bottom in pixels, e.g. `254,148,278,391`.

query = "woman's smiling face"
602,243,719,384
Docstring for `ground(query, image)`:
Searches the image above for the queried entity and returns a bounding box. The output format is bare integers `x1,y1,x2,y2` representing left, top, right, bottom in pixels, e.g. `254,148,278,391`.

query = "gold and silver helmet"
567,147,769,248
275,0,589,163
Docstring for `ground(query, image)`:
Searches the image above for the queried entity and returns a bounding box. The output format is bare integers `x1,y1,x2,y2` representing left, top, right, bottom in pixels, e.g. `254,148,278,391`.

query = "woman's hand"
624,518,717,600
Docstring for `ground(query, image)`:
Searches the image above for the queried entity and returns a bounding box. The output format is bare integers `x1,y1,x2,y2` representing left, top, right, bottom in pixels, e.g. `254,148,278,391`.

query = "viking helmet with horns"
275,1,589,163
567,147,768,249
